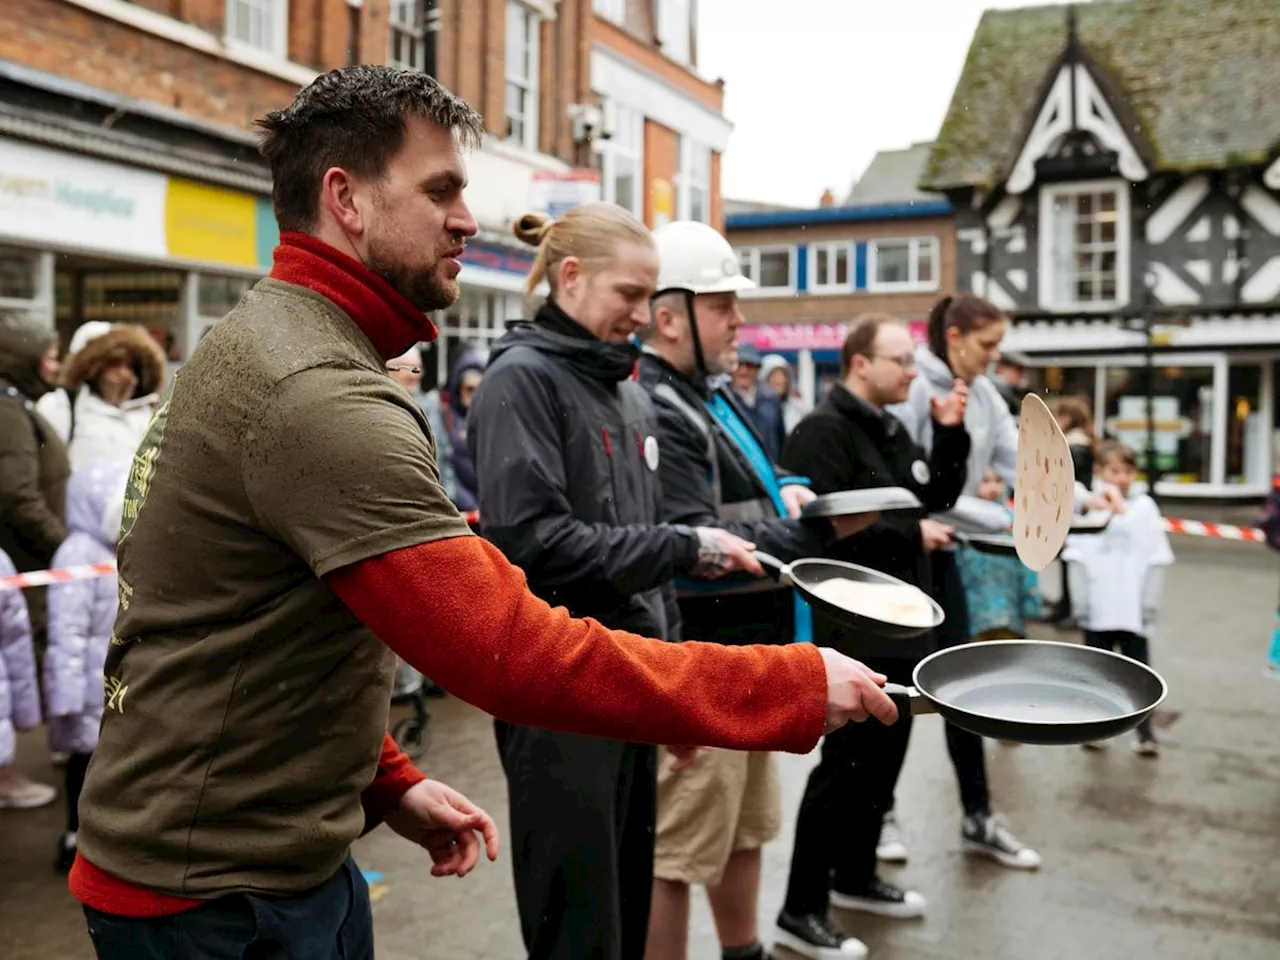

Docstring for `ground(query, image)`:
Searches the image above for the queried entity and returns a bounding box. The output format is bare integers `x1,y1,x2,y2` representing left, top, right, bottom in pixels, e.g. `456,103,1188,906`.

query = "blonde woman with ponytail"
468,202,771,959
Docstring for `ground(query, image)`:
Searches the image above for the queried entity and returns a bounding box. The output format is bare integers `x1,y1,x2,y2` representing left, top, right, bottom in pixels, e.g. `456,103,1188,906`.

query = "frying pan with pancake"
800,486,922,520
753,552,943,641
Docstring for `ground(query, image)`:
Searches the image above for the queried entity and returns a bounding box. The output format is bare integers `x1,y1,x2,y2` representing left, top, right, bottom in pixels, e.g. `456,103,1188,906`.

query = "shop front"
738,319,928,407
0,133,277,364
1031,349,1277,499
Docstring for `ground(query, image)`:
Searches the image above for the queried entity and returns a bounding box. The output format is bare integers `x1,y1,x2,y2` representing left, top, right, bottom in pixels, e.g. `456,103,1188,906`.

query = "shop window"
736,246,795,295
809,243,851,293
1102,364,1213,484
657,0,692,65
198,274,255,319
1226,364,1266,486
505,1,541,151
389,0,429,71
1039,179,1129,311
0,246,40,301
676,137,710,224
226,0,289,59
867,237,938,292
593,0,625,23
595,100,643,217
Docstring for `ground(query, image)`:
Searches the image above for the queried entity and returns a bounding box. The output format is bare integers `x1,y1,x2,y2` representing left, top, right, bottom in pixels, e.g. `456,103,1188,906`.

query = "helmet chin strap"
683,289,710,379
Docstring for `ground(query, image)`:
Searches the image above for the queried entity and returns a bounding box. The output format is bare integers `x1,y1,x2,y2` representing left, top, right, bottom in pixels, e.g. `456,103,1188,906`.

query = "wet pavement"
3,536,1279,959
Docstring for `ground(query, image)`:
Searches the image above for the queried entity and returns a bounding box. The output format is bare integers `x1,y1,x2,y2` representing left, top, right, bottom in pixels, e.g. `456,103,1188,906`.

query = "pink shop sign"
738,321,926,352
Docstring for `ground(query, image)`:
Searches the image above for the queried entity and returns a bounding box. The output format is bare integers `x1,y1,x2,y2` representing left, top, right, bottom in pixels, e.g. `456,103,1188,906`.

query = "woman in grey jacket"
885,294,1043,870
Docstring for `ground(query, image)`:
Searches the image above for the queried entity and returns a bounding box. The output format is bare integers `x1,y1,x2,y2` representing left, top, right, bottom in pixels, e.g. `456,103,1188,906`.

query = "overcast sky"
696,0,1067,207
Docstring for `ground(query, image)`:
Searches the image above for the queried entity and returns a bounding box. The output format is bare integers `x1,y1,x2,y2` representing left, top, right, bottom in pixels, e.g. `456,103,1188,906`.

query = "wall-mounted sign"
461,240,536,275
738,320,927,352
529,168,602,218
0,135,279,271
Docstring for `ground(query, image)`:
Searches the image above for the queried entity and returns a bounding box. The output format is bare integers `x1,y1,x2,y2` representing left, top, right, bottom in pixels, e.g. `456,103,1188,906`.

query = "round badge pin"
644,435,660,472
911,459,931,485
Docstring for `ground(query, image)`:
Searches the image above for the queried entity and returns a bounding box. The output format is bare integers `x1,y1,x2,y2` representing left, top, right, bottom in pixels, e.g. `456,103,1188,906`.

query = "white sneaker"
876,811,908,863
1132,734,1159,757
962,812,1042,870
0,778,58,810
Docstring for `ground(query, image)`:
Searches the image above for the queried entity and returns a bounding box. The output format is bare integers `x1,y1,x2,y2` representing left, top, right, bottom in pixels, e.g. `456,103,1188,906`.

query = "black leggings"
65,752,91,833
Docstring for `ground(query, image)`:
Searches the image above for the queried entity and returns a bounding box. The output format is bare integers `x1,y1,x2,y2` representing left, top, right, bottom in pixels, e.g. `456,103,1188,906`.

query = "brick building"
0,0,731,382
724,142,956,403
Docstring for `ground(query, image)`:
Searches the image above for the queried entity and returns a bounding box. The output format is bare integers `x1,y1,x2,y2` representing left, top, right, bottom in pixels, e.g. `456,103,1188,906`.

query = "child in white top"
1062,441,1174,755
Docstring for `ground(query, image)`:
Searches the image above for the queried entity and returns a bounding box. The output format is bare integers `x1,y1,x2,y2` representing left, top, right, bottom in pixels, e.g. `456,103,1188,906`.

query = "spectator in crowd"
0,544,55,809
989,350,1031,417
730,344,786,463
0,312,70,665
36,322,167,470
761,353,812,435
44,459,130,870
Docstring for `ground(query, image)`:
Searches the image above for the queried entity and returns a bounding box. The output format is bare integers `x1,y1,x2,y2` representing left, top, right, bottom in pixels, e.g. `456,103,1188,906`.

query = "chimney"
819,188,836,208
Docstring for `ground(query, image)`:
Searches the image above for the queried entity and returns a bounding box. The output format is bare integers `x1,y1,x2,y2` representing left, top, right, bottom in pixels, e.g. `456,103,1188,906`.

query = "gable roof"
922,0,1280,192
845,141,937,205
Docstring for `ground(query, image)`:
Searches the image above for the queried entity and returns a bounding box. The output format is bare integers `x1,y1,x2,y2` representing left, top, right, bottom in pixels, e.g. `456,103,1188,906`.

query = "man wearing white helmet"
638,221,875,960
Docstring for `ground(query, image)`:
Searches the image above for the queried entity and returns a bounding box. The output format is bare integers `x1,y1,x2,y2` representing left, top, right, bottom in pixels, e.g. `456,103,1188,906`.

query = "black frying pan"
753,552,943,640
884,639,1168,745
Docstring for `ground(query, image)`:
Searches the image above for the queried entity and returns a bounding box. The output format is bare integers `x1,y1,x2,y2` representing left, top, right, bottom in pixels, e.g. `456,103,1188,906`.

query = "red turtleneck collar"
269,231,438,361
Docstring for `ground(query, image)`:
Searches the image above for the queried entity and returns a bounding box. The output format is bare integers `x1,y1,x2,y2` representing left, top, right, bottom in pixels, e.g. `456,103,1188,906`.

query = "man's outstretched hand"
385,780,500,878
818,648,900,732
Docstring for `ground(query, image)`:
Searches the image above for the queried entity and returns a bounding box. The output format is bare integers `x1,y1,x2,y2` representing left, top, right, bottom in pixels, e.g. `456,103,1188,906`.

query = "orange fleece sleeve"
325,536,828,754
360,733,428,835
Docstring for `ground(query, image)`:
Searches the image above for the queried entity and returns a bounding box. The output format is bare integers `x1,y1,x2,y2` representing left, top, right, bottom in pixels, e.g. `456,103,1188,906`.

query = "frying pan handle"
882,682,938,718
752,551,789,584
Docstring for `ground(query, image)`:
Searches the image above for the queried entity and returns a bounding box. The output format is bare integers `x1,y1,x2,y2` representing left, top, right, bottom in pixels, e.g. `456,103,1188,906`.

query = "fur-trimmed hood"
61,324,168,399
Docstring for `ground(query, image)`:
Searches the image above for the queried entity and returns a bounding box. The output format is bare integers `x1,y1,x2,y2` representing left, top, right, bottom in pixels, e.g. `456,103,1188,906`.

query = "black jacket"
781,384,970,660
637,352,831,644
468,304,700,640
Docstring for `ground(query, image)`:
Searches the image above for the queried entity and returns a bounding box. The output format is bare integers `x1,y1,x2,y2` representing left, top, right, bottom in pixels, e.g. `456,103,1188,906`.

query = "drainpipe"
425,1,440,78
346,0,363,66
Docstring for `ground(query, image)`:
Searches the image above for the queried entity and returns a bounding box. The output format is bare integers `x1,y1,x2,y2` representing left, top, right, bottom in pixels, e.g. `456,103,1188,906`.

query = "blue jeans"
83,856,373,960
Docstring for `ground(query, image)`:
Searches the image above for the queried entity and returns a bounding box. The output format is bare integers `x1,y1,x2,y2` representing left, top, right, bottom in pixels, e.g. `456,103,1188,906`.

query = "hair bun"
514,212,555,248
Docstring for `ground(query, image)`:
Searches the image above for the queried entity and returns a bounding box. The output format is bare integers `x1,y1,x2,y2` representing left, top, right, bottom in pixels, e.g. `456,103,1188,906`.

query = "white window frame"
657,0,692,65
596,100,644,217
388,0,428,71
1038,178,1131,312
808,242,853,294
676,136,711,224
736,245,797,297
505,1,541,151
593,0,626,24
225,0,288,59
867,236,941,293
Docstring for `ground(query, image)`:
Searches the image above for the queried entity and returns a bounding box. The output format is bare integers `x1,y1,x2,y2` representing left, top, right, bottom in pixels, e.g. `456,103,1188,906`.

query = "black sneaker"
772,911,868,959
962,812,1042,869
831,876,927,918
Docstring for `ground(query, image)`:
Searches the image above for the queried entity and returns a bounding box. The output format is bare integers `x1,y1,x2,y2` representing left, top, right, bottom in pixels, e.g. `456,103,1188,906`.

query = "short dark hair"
256,65,485,232
1097,439,1138,469
840,313,905,378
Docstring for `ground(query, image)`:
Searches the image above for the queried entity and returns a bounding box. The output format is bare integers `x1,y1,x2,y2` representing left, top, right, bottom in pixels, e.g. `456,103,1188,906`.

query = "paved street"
3,535,1278,959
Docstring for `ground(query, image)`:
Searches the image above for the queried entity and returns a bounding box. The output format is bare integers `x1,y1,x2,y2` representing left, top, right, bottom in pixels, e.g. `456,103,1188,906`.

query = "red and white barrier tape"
0,516,1265,592
1162,518,1266,543
0,562,117,592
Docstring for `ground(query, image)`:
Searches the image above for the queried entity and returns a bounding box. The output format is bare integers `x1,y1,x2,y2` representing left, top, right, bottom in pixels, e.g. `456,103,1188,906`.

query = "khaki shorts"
652,747,781,887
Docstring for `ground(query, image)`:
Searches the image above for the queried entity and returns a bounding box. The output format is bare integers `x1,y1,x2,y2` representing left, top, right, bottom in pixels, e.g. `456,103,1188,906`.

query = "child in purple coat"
0,545,55,809
43,458,128,870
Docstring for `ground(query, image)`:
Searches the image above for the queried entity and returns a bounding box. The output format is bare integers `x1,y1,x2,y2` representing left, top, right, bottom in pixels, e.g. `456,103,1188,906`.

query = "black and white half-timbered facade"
921,0,1280,499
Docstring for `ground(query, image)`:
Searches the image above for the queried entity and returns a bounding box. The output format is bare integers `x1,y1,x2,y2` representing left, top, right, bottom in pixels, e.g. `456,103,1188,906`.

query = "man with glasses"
771,314,970,959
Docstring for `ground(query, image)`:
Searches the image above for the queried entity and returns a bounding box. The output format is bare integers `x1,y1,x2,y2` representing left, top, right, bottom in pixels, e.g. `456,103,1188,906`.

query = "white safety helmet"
652,221,757,296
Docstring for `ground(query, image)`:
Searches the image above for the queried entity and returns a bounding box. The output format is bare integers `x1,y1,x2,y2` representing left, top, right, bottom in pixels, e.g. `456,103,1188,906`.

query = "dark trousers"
66,751,91,832
1084,630,1154,739
494,721,657,960
781,657,914,917
932,550,991,819
83,856,373,960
